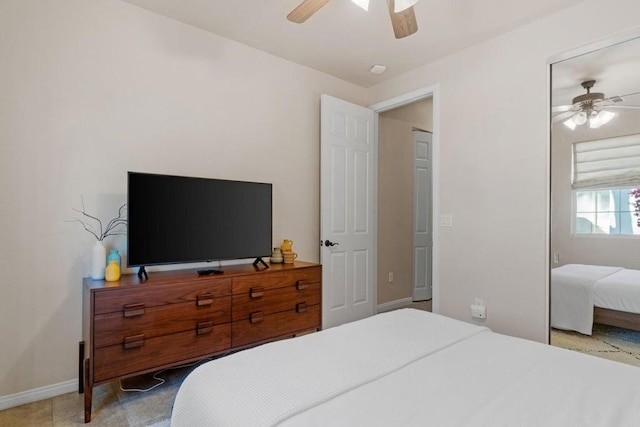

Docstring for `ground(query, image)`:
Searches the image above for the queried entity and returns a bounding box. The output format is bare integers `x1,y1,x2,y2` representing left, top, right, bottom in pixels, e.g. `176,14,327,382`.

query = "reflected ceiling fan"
287,0,419,39
553,80,640,130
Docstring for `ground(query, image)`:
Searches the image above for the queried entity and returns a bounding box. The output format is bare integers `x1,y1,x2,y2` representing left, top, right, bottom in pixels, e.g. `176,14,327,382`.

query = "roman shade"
572,133,640,189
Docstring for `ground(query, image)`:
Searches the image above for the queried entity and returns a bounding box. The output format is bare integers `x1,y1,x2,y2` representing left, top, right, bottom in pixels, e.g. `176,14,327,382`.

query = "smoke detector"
369,64,387,74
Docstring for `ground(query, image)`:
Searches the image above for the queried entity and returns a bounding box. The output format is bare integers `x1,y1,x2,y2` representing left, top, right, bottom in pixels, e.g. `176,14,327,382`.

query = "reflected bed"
551,264,640,335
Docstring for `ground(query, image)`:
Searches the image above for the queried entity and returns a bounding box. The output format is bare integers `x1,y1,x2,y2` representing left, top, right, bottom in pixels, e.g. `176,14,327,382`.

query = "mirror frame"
546,27,640,344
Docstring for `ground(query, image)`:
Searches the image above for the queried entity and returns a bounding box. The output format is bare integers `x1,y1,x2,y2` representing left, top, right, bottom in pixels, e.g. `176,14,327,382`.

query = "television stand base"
253,257,269,270
137,266,148,280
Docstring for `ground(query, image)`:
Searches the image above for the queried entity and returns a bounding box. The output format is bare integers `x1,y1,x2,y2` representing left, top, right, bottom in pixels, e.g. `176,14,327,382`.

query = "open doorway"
320,85,439,325
377,98,434,312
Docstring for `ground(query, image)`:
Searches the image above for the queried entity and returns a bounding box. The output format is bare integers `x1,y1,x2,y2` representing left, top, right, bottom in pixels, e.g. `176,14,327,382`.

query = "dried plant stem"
70,196,127,241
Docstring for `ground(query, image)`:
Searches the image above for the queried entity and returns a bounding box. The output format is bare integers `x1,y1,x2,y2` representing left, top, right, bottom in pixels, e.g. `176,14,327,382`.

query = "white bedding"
550,264,623,335
171,309,487,427
171,309,640,426
283,329,640,427
594,268,640,314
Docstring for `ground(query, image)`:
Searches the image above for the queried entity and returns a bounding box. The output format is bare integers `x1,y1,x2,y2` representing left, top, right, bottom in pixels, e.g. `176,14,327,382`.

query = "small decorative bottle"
107,249,121,269
270,247,283,263
105,260,121,282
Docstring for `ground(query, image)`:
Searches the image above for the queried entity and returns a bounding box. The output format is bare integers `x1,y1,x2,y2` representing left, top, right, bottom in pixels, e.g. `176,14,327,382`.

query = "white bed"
171,309,640,426
551,264,640,335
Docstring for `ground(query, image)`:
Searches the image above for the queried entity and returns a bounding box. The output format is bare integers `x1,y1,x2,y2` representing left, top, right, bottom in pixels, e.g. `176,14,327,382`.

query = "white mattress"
594,268,640,314
171,309,640,426
283,330,640,427
551,264,640,335
171,309,487,427
551,264,623,335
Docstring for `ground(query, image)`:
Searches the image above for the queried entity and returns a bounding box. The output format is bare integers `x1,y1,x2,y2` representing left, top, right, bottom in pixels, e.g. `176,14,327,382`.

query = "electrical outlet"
388,272,394,283
471,298,486,319
553,252,560,263
471,304,487,319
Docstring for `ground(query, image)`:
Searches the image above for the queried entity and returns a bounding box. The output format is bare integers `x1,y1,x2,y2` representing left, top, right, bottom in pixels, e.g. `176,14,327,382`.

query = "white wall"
0,0,366,399
368,0,640,342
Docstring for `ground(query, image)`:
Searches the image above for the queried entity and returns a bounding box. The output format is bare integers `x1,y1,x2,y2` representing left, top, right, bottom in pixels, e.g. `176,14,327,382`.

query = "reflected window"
574,188,640,235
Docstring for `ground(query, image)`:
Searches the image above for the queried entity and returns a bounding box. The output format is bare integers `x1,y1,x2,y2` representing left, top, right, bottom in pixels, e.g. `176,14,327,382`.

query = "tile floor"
0,363,198,427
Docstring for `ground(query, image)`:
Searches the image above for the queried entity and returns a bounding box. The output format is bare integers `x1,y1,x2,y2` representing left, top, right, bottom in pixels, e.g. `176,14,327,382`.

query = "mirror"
550,36,640,366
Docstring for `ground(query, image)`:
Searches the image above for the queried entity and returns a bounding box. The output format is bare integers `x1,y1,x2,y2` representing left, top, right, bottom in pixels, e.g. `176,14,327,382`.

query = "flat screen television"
127,172,272,276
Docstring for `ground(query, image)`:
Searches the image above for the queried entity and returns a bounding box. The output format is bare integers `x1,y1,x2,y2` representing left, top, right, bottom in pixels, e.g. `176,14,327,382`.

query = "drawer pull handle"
250,287,265,299
296,281,309,290
296,302,309,313
123,334,145,350
250,312,264,324
197,293,213,306
123,303,145,318
197,321,214,335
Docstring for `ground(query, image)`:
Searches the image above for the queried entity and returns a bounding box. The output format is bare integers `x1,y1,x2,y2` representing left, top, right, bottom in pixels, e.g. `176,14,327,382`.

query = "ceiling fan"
552,80,640,130
287,0,419,39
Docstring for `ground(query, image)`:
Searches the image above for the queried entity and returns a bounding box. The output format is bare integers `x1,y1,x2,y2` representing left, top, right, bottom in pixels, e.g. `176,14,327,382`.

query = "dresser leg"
78,341,85,394
83,358,92,423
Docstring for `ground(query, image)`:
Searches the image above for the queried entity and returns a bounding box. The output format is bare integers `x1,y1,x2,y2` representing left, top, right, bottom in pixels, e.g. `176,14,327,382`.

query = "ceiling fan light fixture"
589,110,616,129
573,111,588,126
394,0,419,13
600,110,616,124
563,118,577,130
350,0,370,11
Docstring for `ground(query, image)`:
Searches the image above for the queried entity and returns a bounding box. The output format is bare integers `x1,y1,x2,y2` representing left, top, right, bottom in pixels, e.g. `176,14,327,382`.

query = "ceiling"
552,36,640,109
122,0,586,87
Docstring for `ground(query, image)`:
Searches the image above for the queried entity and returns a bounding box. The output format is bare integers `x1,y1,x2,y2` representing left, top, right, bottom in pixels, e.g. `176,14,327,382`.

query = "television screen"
127,172,272,267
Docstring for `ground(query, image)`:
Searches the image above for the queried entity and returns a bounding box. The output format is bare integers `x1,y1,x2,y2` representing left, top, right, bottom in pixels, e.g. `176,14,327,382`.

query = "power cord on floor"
118,370,167,393
118,357,213,393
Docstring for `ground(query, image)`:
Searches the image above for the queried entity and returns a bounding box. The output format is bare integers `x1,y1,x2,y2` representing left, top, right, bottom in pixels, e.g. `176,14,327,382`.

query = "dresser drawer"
93,324,231,383
94,296,231,348
94,278,231,315
232,283,320,321
232,267,321,294
231,304,320,347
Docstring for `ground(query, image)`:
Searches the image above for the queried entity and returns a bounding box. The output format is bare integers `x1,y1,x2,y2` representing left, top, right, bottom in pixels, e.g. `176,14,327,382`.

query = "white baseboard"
377,297,413,313
0,379,77,411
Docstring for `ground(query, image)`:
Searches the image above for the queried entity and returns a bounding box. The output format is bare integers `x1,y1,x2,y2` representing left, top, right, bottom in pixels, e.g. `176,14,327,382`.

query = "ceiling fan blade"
616,90,640,99
552,104,574,113
287,0,331,23
552,111,575,123
596,91,640,106
387,0,418,39
605,105,640,110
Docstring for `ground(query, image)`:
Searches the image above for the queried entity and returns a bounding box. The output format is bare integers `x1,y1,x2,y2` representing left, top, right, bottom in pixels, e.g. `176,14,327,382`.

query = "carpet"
551,323,640,367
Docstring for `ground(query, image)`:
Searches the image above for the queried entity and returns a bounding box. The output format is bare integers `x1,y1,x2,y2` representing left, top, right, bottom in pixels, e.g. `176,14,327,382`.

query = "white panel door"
413,131,432,301
321,94,375,329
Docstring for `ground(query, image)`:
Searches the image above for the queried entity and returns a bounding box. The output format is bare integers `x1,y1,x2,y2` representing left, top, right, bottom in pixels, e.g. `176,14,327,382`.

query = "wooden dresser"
81,261,321,422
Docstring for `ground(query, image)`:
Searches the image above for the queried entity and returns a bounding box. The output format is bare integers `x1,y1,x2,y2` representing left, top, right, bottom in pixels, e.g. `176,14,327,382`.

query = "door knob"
324,240,339,247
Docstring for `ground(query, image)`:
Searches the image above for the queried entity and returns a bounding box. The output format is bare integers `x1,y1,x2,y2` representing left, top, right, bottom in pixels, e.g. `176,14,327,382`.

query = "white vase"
91,240,106,280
